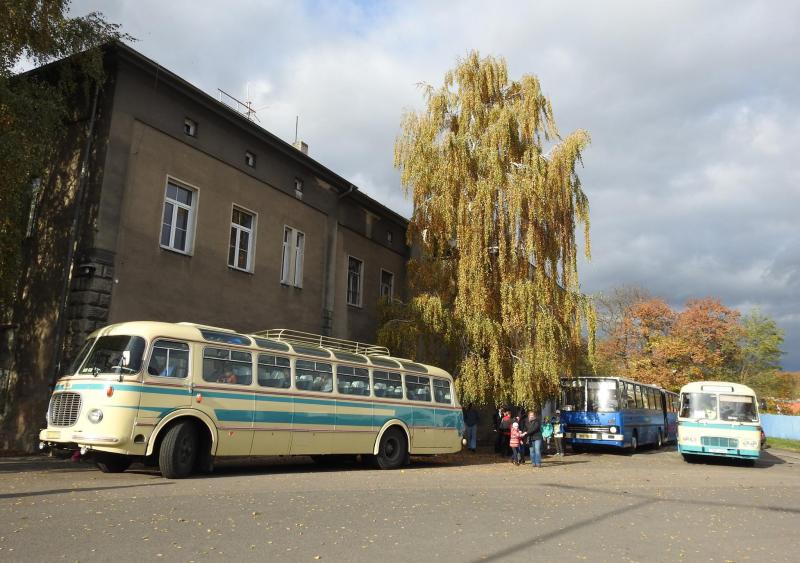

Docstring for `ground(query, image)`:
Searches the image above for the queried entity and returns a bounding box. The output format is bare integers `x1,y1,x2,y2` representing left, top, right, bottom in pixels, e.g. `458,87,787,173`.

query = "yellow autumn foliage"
382,51,594,408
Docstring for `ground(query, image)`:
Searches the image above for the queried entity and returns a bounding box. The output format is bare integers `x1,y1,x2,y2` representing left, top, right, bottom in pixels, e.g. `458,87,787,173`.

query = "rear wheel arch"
373,420,411,455
146,410,217,459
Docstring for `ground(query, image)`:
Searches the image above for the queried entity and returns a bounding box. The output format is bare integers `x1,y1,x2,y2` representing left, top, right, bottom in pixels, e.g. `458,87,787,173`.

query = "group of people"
462,405,565,469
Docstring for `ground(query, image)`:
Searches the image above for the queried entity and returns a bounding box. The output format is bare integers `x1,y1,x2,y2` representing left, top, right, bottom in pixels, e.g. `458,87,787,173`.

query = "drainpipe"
322,184,357,335
50,81,102,382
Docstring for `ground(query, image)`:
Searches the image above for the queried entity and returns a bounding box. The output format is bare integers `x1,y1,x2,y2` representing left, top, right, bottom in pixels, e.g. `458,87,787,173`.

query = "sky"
69,0,800,370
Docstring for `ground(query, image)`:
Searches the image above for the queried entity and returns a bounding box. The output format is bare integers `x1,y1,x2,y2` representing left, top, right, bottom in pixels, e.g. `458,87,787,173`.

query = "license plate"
708,447,727,453
577,433,594,439
46,430,60,439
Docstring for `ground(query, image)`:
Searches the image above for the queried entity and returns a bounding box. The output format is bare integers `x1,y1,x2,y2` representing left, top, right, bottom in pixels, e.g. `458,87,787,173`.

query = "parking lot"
1,446,798,562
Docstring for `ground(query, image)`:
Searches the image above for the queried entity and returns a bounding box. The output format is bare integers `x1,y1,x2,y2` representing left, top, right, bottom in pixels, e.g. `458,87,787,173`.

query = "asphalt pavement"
0,445,797,562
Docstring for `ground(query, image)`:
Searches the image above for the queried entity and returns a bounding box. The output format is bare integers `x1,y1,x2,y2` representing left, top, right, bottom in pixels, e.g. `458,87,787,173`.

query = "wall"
761,414,800,440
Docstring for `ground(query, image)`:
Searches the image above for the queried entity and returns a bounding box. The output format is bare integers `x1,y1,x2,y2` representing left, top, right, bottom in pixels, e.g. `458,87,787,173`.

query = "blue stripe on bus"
679,422,760,432
679,444,760,458
214,408,459,428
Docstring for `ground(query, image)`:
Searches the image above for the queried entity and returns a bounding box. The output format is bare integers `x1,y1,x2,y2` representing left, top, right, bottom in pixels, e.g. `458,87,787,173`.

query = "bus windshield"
680,392,718,420
719,394,758,422
561,379,585,411
587,379,619,412
77,335,146,375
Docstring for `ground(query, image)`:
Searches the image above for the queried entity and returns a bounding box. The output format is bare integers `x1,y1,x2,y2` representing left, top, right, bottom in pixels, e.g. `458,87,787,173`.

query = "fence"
760,414,800,440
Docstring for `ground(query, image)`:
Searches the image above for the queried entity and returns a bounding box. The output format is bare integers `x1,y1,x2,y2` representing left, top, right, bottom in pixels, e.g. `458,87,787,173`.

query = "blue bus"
661,389,680,443
560,376,666,452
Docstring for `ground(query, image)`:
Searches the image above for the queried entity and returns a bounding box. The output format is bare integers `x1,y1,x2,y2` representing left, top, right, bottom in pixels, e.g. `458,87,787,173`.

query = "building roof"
107,41,409,228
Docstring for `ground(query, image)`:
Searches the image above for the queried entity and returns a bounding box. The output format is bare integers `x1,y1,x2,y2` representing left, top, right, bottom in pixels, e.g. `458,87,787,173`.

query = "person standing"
510,421,522,465
493,405,504,454
463,404,480,452
552,410,564,457
522,410,543,468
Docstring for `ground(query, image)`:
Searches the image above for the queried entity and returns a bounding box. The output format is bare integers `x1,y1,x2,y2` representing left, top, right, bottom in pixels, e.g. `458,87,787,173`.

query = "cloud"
69,0,800,369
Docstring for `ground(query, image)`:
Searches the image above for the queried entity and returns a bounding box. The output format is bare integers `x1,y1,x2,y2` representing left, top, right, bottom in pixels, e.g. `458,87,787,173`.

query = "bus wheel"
629,433,638,454
95,453,132,473
655,431,663,449
376,428,407,470
159,421,198,479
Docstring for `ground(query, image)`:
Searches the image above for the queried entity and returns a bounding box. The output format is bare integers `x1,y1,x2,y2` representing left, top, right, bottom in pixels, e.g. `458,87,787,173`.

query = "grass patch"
766,437,800,453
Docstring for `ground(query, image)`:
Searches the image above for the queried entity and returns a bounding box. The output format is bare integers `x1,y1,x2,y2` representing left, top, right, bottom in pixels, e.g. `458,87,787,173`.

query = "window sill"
160,245,193,257
347,302,363,309
228,265,254,275
280,281,303,289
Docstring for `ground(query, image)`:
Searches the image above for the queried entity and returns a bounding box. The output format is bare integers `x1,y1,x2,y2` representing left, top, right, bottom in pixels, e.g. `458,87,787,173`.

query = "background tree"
381,51,593,408
0,1,126,452
0,1,125,320
736,309,784,391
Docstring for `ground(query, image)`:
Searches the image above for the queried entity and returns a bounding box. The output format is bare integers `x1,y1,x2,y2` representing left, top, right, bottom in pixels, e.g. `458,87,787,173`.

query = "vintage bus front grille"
49,392,82,427
701,436,738,449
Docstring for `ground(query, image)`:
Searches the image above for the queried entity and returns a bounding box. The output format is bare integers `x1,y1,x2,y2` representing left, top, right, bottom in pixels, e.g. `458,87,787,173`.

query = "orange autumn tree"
596,297,742,390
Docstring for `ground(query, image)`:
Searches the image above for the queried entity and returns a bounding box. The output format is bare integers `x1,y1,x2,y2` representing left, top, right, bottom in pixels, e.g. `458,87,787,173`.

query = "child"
542,416,554,453
510,421,522,465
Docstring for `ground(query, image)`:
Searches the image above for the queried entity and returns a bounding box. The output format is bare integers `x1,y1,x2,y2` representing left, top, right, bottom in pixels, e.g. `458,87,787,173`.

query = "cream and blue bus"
39,322,464,478
677,381,763,464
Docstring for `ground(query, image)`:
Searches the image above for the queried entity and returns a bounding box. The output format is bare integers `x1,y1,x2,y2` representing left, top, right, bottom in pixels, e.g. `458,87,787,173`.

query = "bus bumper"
678,444,760,459
564,432,625,447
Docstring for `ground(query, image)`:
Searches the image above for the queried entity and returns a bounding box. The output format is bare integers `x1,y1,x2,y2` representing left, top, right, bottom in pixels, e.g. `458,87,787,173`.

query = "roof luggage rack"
254,328,389,356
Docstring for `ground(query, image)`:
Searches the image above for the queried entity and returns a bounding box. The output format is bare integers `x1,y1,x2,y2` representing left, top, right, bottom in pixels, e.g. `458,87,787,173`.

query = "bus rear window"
78,335,146,376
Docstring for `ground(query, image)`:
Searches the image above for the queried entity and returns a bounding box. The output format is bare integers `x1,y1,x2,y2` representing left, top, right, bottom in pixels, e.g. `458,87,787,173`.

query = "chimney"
294,140,308,155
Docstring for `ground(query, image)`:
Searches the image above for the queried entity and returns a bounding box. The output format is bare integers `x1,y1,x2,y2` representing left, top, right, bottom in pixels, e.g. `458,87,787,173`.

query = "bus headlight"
609,426,617,434
87,409,104,424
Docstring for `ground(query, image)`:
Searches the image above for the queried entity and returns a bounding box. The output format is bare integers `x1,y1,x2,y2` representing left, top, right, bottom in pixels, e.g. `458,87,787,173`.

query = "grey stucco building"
10,42,409,386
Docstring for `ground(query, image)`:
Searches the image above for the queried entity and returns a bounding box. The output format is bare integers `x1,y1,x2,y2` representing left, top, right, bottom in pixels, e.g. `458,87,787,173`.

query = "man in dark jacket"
522,410,543,468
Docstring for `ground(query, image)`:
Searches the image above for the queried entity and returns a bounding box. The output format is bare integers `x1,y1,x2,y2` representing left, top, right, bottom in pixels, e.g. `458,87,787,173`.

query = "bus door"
251,353,293,455
140,338,193,423
197,346,255,456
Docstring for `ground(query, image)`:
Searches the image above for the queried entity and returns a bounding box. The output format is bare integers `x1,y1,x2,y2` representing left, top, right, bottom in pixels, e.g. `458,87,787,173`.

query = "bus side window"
627,384,636,410
148,340,190,378
433,379,452,404
634,385,643,409
619,382,628,409
257,354,290,388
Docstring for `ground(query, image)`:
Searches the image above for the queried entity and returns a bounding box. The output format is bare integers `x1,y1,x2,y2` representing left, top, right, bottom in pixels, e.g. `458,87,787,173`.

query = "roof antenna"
294,115,299,144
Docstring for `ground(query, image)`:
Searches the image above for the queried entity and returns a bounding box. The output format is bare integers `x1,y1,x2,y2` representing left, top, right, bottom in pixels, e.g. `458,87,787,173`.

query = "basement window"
184,118,197,137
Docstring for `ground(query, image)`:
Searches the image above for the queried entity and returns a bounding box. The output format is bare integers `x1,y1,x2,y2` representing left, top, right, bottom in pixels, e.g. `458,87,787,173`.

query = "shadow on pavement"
683,449,785,468
0,482,171,500
468,498,653,562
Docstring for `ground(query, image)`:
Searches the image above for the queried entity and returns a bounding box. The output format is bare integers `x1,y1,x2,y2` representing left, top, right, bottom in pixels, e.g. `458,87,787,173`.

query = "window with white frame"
347,256,363,306
160,180,197,254
280,226,305,287
228,207,256,271
380,269,394,300
245,151,256,168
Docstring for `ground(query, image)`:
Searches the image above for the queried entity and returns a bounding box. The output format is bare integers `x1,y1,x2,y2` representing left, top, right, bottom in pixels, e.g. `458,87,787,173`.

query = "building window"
245,151,256,168
229,207,256,272
160,179,197,254
347,256,363,307
184,118,197,137
386,231,393,244
281,226,305,287
294,178,304,200
380,269,394,300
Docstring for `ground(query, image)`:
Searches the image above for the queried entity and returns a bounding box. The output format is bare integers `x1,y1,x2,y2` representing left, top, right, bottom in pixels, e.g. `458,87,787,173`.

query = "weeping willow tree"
379,51,595,408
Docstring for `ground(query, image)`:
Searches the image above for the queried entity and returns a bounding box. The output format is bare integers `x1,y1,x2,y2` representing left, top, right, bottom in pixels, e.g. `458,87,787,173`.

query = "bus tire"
95,453,132,473
376,428,407,470
159,421,198,479
629,433,638,454
655,430,663,449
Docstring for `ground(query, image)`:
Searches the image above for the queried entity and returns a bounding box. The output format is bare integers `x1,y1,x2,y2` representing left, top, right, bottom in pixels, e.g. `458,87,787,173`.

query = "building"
1,42,409,445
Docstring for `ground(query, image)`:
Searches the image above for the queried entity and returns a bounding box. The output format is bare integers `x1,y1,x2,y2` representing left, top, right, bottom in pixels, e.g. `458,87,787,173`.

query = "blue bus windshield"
562,378,620,412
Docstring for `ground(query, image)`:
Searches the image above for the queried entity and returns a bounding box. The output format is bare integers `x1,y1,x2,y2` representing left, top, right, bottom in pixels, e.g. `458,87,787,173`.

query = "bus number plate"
708,447,727,454
46,430,60,439
576,433,594,439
